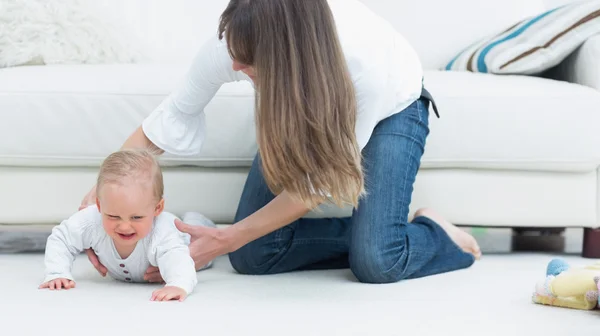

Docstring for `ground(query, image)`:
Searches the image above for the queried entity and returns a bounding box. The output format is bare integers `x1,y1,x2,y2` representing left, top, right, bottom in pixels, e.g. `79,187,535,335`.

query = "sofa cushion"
1,65,599,173
0,64,257,167
443,0,600,75
422,70,600,172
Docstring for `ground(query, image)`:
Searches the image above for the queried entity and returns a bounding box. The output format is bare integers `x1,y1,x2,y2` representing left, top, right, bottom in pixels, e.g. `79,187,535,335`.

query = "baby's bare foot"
414,208,482,260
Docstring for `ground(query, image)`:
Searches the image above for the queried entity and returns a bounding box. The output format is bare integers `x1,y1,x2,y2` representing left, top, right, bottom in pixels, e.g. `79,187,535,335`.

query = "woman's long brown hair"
219,0,364,209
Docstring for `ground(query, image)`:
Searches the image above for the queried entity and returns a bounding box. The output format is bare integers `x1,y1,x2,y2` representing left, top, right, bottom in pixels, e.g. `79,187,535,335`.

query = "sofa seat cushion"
422,70,600,172
1,65,599,173
0,64,257,167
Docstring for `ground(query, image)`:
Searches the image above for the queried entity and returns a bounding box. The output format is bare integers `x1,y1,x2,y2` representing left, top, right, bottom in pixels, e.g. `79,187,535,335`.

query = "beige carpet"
2,252,599,335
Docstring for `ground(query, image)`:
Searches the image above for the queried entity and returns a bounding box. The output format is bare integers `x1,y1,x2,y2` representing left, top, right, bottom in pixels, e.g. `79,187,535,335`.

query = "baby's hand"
151,286,187,302
39,278,76,290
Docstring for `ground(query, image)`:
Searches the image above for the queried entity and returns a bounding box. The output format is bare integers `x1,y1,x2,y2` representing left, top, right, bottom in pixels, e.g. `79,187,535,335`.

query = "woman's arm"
226,191,311,251
143,191,312,283
82,36,243,210
121,126,164,154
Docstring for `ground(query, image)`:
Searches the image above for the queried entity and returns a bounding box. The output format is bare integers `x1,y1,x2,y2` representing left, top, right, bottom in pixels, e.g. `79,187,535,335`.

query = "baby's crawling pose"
39,149,215,301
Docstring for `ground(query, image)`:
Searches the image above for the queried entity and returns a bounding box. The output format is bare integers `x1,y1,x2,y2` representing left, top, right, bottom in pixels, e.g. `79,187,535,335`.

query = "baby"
38,148,215,302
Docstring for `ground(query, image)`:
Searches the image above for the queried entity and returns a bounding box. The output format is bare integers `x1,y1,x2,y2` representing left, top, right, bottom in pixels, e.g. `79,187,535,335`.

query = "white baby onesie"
43,205,198,294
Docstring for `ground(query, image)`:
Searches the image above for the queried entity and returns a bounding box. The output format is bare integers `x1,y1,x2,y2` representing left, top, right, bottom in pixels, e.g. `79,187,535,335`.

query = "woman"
81,0,480,284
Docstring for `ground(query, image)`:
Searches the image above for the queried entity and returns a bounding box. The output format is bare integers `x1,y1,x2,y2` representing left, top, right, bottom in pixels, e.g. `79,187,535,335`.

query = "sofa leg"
582,228,600,258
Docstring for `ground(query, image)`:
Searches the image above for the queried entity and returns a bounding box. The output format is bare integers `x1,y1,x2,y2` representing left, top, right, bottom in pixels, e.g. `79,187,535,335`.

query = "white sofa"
2,0,600,256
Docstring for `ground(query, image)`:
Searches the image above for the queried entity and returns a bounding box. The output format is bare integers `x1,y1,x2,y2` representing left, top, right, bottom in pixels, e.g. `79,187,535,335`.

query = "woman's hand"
79,184,97,211
144,191,311,282
179,218,234,269
86,249,108,277
144,219,235,283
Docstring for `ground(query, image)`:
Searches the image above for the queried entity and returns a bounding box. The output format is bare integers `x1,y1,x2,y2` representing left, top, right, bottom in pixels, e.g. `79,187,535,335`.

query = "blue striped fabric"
443,0,600,75
444,40,477,71
475,6,563,72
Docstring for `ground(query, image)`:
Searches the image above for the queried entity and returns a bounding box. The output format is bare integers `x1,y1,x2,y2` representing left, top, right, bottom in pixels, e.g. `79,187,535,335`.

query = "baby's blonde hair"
96,148,164,202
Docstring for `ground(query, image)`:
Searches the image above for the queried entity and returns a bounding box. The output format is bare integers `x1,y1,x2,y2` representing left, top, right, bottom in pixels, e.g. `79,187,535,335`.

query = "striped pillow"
444,0,600,75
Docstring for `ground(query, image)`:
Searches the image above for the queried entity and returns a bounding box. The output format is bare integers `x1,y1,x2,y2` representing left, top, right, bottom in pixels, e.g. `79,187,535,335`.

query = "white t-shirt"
43,205,197,294
142,0,423,156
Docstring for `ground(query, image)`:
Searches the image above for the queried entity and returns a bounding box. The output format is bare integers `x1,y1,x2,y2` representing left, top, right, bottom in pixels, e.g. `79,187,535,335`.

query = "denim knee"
349,243,409,284
228,248,272,275
228,251,253,275
228,229,292,276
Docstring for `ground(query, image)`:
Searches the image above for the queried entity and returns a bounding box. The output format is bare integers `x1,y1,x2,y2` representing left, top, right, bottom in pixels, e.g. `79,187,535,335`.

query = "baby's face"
96,181,163,247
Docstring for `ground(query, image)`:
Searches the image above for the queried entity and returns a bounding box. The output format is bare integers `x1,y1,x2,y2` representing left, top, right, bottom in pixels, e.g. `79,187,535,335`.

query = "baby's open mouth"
117,233,136,240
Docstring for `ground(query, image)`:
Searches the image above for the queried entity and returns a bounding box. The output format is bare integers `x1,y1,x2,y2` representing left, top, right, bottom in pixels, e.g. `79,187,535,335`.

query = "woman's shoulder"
327,0,420,71
188,34,250,84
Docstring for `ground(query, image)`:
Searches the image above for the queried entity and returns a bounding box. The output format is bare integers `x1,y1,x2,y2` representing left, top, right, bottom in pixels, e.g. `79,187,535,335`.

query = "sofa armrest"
552,35,600,90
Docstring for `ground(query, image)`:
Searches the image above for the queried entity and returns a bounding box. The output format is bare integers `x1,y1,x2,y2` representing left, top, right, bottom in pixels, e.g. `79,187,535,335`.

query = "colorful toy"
532,258,600,310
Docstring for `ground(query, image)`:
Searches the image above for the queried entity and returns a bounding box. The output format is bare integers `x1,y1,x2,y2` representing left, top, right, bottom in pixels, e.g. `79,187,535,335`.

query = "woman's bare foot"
414,208,482,260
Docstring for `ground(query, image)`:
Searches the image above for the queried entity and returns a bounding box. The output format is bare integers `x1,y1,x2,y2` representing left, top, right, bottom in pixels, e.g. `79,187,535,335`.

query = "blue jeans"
229,97,475,283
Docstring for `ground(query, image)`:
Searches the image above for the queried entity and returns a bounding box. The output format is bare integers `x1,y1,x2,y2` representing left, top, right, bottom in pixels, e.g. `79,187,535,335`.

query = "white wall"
113,0,549,68
545,0,582,8
110,0,566,67
108,0,229,64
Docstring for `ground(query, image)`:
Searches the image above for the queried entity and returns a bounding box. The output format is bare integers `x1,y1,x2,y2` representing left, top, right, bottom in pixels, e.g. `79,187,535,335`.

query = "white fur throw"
0,0,144,68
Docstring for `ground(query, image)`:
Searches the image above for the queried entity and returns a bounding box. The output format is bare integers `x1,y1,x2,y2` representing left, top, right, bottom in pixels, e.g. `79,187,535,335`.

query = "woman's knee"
228,246,273,275
228,249,262,275
228,227,293,275
349,238,409,284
